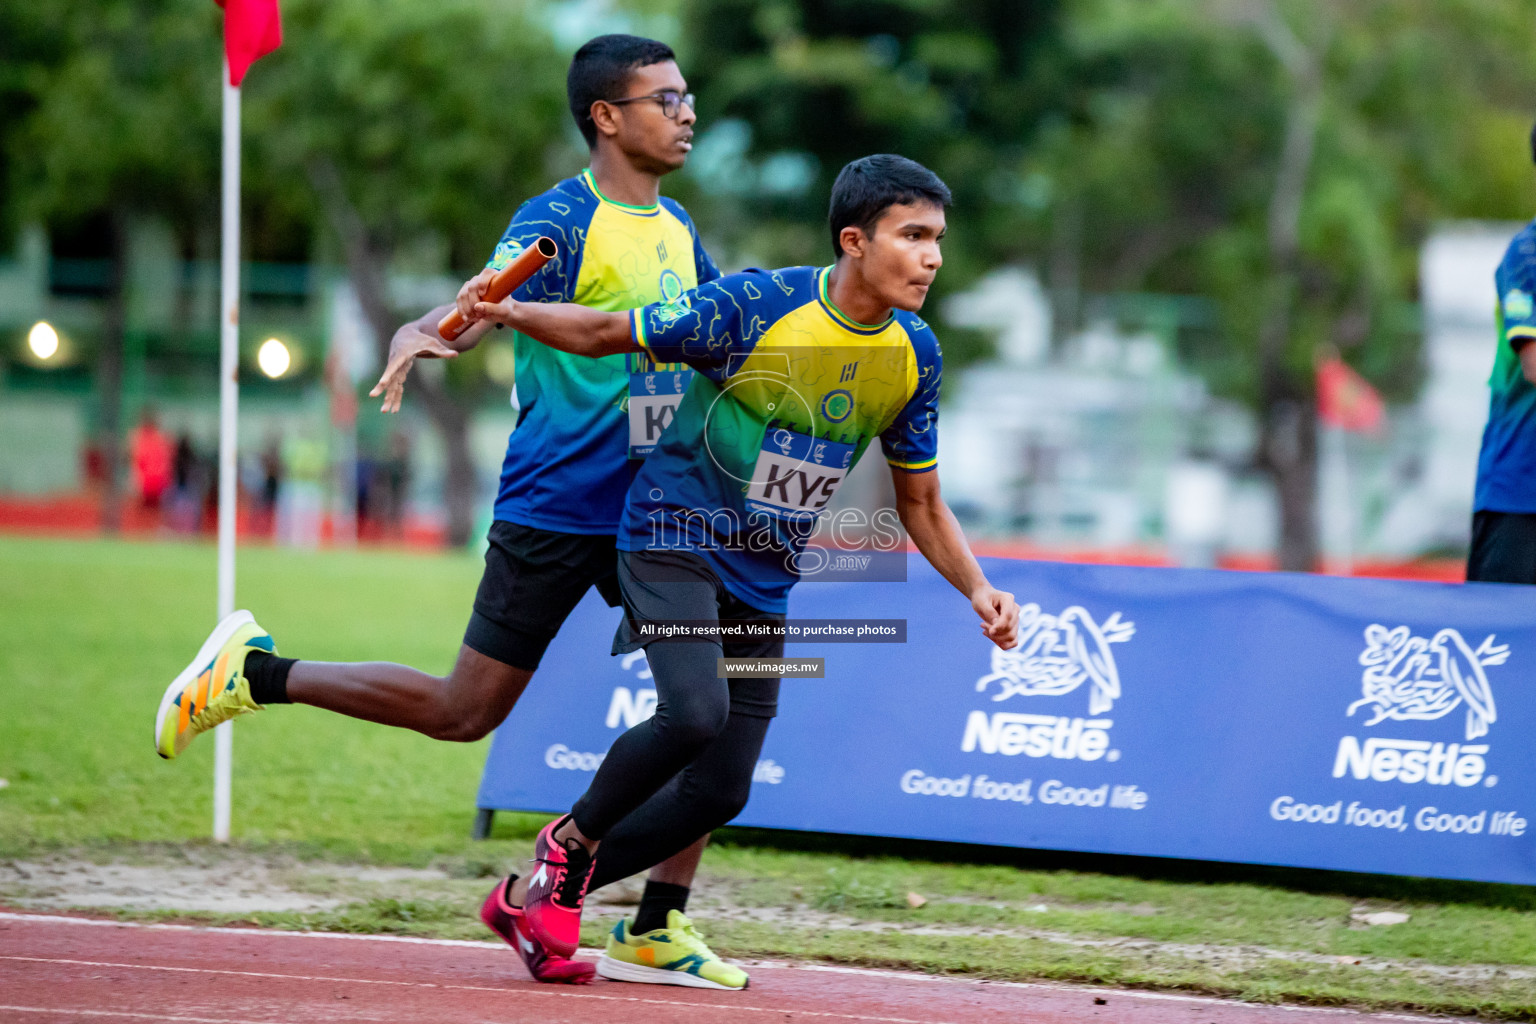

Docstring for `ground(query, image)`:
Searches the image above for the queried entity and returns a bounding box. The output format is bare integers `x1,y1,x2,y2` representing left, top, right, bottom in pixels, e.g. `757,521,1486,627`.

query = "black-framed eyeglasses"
606,89,695,120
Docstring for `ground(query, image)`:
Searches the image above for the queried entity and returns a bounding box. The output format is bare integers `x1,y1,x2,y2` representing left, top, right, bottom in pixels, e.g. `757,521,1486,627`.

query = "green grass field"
2,535,1535,1018
0,534,500,857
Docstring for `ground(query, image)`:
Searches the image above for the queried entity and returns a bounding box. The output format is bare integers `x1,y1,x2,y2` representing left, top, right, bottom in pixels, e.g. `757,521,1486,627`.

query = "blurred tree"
683,0,1536,569
6,0,572,545
245,0,573,545
678,0,1065,362
8,0,1532,561
248,0,574,543
0,3,70,244
8,0,223,530
1032,0,1536,569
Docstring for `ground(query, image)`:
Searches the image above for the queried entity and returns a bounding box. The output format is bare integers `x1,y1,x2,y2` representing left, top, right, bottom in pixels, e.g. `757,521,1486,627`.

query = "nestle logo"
961,712,1115,762
606,685,657,729
1331,736,1491,787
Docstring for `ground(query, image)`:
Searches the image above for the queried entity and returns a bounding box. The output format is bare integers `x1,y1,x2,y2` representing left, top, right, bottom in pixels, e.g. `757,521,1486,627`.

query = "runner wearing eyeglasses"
153,34,748,991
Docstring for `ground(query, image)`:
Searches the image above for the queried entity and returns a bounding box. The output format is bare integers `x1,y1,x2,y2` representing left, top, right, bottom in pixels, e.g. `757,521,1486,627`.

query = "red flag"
215,0,282,86
1316,355,1384,434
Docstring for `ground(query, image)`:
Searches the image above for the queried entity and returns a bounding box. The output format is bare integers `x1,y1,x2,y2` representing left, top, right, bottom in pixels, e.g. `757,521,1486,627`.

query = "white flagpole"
214,57,242,843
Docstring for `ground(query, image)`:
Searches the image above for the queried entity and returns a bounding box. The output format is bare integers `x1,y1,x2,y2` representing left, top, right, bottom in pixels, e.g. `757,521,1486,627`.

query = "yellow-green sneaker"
154,610,274,760
596,910,747,990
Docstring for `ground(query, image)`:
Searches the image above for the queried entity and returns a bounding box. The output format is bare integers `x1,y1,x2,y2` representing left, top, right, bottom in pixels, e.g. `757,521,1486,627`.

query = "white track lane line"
0,1008,280,1024
0,911,1469,1022
0,953,932,1024
0,910,506,948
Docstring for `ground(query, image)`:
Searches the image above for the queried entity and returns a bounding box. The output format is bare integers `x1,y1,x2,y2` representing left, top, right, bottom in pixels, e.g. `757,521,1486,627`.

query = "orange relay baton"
436,236,559,341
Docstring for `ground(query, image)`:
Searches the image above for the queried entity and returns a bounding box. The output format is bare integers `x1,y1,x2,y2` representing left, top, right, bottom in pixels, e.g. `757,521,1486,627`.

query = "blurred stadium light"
257,337,291,378
27,321,59,361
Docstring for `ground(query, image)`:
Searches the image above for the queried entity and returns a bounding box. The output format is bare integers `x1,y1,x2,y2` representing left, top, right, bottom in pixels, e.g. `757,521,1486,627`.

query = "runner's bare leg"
288,645,527,743
289,648,708,890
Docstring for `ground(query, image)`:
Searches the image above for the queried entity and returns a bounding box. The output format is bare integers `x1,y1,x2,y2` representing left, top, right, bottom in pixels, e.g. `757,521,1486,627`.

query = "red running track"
0,912,1464,1024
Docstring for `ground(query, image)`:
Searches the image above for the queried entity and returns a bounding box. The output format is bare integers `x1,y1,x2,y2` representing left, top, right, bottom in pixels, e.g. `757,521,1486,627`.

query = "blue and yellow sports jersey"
490,170,720,533
619,266,942,613
1475,220,1536,514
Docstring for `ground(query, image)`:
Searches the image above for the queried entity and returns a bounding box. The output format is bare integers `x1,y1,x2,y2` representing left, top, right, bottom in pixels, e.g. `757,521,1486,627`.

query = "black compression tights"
586,707,770,891
571,637,772,881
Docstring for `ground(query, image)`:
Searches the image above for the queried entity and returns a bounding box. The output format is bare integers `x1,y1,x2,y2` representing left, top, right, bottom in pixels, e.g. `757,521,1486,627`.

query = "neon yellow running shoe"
154,610,275,760
596,910,748,990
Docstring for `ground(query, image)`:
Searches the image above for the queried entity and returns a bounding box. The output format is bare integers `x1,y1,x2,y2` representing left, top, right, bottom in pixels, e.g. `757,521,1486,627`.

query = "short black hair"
567,34,677,148
828,155,951,258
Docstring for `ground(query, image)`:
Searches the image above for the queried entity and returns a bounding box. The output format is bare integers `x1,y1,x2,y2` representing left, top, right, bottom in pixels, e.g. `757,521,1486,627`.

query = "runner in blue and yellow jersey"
153,34,743,989
1470,128,1536,585
478,167,716,532
618,261,943,613
472,154,1022,968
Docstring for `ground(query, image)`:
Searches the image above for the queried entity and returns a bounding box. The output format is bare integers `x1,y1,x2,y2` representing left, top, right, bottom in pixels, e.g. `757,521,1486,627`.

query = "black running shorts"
611,548,782,719
1467,510,1536,585
462,520,622,671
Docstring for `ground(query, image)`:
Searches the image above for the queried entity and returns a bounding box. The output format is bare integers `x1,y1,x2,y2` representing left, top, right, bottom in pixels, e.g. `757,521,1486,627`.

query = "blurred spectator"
173,434,195,492
130,410,173,514
277,430,326,548
167,434,203,533
199,445,220,532
258,435,283,537
355,454,375,533
379,430,412,536
82,440,106,491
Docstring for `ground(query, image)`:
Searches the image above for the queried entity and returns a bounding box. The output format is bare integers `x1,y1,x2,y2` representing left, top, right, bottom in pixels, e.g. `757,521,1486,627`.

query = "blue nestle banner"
478,557,1536,885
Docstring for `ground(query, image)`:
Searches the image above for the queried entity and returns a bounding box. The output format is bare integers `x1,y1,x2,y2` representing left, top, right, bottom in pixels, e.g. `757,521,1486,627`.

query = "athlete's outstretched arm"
892,467,1019,651
471,296,639,358
369,302,494,414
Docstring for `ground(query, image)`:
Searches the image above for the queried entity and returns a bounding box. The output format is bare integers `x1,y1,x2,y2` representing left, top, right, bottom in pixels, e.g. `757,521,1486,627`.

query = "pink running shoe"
480,875,594,984
523,815,597,958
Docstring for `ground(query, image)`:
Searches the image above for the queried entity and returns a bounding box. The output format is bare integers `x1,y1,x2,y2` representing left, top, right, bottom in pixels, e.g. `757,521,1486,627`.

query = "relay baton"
436,236,558,341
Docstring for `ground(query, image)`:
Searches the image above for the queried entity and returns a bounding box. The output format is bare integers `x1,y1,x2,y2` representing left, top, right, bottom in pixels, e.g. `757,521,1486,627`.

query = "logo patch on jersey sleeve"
489,239,525,271
655,268,691,326
1504,288,1533,321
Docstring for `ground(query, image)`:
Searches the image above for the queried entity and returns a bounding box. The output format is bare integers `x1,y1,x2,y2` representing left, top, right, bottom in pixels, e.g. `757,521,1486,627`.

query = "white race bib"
629,368,692,458
746,428,856,518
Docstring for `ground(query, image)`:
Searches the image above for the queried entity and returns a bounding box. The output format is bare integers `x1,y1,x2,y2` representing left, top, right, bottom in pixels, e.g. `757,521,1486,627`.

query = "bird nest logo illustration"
1346,624,1507,741
975,604,1135,715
